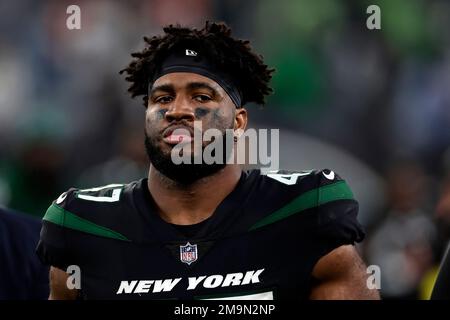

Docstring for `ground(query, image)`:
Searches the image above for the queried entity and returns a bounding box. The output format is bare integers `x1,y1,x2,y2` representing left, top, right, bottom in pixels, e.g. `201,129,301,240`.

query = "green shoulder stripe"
43,203,131,241
249,181,354,231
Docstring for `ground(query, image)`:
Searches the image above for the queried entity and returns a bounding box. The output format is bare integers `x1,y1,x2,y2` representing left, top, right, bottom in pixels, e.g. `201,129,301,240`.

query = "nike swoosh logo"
56,192,68,204
323,171,335,180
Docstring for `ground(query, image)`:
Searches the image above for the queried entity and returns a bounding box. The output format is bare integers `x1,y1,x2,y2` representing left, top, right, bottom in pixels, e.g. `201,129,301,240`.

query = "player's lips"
162,125,194,145
164,134,193,144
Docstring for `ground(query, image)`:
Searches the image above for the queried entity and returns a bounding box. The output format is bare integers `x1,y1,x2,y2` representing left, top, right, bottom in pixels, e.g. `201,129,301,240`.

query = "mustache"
161,124,197,140
160,121,233,141
160,120,194,135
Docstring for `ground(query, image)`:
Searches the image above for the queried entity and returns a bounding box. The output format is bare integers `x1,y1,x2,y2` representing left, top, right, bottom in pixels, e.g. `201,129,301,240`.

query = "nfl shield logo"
180,242,198,265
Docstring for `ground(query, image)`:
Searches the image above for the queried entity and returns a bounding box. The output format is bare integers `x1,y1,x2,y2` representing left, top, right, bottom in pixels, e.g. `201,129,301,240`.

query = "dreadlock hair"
120,21,274,108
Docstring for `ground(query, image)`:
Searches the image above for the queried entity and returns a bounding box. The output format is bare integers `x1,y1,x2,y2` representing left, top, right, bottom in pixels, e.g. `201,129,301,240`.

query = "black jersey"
36,169,364,300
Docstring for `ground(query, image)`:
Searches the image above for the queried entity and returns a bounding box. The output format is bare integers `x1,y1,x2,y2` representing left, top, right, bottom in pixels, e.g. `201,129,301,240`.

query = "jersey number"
266,172,311,185
76,184,123,202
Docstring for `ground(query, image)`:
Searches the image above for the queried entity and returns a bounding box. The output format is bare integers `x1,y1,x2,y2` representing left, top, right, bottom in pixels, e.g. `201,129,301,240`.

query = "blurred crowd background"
1,0,450,299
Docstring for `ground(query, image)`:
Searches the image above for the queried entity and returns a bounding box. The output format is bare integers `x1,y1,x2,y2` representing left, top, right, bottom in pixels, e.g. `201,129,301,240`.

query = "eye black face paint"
157,109,168,120
212,108,226,124
195,108,210,119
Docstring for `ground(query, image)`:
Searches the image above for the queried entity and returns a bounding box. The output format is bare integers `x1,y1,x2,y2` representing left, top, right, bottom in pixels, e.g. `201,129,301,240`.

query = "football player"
37,22,379,300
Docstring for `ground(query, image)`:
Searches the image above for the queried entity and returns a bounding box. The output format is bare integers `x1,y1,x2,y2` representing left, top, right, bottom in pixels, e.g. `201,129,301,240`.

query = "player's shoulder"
52,181,138,210
255,168,353,195
244,168,357,231
42,180,143,241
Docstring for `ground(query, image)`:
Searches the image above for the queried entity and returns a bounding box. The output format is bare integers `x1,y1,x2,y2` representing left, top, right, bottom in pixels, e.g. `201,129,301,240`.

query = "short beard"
144,133,231,185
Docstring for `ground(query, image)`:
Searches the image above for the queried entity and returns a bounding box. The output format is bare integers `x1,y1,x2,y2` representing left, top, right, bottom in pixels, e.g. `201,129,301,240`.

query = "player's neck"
147,164,242,225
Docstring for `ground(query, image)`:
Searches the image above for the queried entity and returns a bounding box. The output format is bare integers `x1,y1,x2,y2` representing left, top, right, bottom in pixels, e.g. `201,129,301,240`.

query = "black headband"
148,47,243,108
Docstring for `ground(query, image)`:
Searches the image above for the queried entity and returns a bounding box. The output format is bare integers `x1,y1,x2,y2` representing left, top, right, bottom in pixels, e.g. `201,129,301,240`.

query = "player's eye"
193,95,212,103
155,96,173,104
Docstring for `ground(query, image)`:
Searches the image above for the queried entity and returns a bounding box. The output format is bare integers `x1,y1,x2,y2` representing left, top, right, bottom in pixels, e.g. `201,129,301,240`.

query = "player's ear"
234,107,247,133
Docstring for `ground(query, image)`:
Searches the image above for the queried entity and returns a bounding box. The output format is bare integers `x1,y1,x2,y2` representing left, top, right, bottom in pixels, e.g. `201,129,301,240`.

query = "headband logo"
185,49,197,57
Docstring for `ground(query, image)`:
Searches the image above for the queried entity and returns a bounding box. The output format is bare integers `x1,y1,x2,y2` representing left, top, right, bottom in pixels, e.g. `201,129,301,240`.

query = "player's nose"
165,96,195,123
